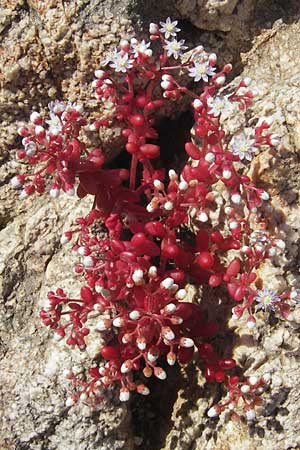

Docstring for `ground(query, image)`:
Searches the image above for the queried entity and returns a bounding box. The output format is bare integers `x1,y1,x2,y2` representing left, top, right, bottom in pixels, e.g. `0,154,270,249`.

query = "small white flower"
249,230,268,248
46,112,62,136
229,130,257,161
48,101,66,114
188,62,216,83
101,49,118,67
254,288,281,312
131,39,151,57
207,95,235,119
109,52,134,73
159,17,181,39
164,39,187,60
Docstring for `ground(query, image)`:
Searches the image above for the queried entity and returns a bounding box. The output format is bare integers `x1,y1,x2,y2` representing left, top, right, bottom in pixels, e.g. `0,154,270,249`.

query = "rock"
2,2,300,450
176,0,253,32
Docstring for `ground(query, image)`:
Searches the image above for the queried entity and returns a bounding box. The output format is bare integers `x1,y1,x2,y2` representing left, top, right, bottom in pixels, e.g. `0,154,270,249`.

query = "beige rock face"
1,1,300,450
176,0,253,32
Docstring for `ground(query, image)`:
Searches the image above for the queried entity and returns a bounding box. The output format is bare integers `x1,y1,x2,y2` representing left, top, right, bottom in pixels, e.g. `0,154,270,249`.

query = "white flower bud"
162,327,175,341
154,367,167,380
222,169,232,179
245,409,256,421
207,406,219,418
270,134,281,146
83,256,94,267
165,303,176,313
137,338,146,350
164,201,174,211
229,221,239,230
262,372,271,383
95,319,111,331
198,212,208,222
60,233,71,245
30,111,41,123
153,179,164,190
241,384,250,394
19,189,28,199
65,397,75,407
178,180,188,191
49,188,60,198
268,247,277,257
231,194,241,204
148,266,158,278
149,22,159,34
161,81,172,90
53,332,64,342
129,310,140,320
147,351,158,363
176,289,187,300
95,69,105,79
112,317,124,328
79,392,88,401
205,152,215,163
138,385,150,395
168,169,178,181
215,75,225,86
10,176,23,188
180,337,194,348
119,388,130,402
35,125,45,136
160,277,174,289
66,187,75,196
243,77,252,87
193,99,203,110
249,376,258,386
132,269,144,284
260,191,269,200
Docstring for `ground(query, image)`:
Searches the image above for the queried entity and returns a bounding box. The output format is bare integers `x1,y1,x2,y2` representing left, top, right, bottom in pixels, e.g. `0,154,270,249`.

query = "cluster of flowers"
13,18,293,420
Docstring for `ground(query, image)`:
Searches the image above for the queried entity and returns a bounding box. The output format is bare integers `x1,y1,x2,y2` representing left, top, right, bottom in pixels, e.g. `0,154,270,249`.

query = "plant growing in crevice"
12,18,293,421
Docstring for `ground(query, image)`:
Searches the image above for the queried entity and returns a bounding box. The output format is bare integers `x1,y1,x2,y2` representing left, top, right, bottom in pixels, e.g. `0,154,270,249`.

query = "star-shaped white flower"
188,62,216,82
254,288,281,312
159,18,181,39
109,52,134,73
207,95,235,119
229,130,257,161
101,49,118,67
164,39,187,60
131,39,152,57
46,112,62,136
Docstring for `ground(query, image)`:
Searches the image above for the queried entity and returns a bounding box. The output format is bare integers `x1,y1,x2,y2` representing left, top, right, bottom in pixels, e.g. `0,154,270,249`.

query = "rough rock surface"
1,1,300,450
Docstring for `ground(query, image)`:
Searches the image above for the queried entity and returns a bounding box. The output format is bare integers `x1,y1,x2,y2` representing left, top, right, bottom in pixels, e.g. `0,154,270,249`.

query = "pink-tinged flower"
163,39,187,60
254,288,281,311
229,130,257,161
188,62,216,82
159,17,180,39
